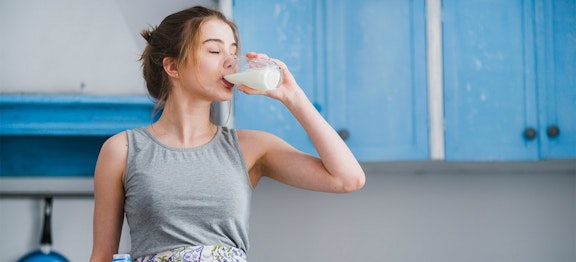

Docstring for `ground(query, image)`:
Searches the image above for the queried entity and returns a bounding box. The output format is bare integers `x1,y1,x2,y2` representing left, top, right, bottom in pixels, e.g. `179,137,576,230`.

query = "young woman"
90,6,365,262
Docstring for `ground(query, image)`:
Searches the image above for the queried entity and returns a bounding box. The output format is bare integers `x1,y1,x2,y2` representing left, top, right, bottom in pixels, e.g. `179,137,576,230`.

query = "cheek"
188,60,223,90
197,59,221,76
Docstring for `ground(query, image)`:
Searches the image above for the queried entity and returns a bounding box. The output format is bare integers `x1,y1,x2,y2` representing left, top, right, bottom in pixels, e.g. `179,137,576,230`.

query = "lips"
223,78,235,88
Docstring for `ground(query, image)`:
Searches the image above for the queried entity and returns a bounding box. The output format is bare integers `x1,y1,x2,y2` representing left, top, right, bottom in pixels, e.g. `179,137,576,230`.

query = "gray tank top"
124,126,252,258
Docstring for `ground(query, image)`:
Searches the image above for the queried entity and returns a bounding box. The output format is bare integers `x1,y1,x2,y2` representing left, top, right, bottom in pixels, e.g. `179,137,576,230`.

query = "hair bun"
140,28,155,43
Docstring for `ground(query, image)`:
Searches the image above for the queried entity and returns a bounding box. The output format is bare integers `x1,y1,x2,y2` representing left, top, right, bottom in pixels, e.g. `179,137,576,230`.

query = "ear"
162,57,179,78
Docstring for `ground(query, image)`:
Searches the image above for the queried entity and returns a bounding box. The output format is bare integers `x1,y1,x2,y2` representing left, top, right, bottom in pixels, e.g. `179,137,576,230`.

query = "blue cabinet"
233,0,429,161
233,0,573,161
536,0,576,159
443,0,576,160
0,95,154,177
232,0,319,155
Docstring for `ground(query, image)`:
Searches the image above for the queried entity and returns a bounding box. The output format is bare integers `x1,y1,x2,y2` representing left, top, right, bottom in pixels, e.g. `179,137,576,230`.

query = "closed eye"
203,38,238,56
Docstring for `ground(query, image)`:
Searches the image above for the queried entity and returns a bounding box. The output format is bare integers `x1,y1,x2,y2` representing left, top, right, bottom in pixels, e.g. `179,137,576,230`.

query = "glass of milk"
224,57,283,91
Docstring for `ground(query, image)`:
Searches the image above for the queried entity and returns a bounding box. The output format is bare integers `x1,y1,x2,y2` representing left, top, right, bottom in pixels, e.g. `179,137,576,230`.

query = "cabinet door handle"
524,127,537,140
547,125,560,138
337,129,350,140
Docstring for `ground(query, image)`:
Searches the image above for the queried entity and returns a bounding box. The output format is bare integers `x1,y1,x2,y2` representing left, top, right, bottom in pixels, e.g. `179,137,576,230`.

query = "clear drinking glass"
224,57,283,91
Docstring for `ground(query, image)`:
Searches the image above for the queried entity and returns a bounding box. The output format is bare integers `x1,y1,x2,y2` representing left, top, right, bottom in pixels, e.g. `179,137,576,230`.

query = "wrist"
282,88,311,113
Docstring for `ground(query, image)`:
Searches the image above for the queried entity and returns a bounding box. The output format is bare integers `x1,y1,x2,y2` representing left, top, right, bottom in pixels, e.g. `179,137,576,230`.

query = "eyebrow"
202,38,237,47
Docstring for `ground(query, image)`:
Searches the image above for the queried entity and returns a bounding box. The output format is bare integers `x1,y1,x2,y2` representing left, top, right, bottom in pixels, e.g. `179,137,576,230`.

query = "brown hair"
140,6,239,114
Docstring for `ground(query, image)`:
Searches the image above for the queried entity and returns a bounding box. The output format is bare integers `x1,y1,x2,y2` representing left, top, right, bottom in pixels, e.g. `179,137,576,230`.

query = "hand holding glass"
224,57,283,91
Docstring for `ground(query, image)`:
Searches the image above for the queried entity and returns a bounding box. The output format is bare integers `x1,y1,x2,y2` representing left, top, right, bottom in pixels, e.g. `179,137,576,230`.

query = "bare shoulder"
95,131,129,179
100,131,129,158
237,129,274,142
236,129,289,151
236,128,297,161
236,129,270,157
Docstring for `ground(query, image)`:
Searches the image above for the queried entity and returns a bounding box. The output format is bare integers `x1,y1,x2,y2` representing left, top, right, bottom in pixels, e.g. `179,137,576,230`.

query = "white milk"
224,68,281,91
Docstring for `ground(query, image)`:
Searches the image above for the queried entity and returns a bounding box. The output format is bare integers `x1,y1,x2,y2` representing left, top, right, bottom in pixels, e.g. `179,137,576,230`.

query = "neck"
151,97,217,148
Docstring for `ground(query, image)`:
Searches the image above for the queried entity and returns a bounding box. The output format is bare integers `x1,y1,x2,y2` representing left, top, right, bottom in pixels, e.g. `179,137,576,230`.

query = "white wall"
1,163,575,261
249,164,576,262
0,0,216,95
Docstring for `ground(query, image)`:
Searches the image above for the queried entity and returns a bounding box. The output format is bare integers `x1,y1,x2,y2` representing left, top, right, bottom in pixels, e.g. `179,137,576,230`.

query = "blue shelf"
0,95,155,177
0,95,155,136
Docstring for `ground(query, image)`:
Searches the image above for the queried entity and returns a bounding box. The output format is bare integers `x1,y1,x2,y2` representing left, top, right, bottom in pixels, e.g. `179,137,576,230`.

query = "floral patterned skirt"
134,245,247,262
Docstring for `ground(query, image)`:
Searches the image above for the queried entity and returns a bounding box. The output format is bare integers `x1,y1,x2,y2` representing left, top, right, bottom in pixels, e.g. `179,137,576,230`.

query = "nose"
223,55,238,70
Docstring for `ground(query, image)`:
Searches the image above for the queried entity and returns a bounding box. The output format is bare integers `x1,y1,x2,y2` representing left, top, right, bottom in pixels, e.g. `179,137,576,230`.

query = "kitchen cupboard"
443,0,576,160
232,0,319,155
0,95,154,177
233,0,430,161
234,0,574,161
534,0,576,159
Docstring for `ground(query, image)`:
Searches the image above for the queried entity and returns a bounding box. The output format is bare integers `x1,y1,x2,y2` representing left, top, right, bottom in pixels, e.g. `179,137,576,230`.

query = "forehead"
200,18,236,44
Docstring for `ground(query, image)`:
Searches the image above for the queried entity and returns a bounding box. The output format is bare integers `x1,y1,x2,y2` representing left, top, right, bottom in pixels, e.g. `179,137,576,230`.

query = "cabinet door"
232,0,319,154
323,0,429,161
443,0,540,160
233,0,429,161
536,0,576,159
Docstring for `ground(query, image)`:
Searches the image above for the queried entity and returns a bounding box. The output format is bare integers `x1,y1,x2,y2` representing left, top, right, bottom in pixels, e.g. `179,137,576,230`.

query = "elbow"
340,171,366,193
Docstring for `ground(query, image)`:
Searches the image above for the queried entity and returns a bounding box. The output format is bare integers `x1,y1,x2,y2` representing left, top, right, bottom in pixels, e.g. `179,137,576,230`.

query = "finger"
238,85,264,95
269,58,286,68
245,52,269,60
269,58,290,76
268,58,293,81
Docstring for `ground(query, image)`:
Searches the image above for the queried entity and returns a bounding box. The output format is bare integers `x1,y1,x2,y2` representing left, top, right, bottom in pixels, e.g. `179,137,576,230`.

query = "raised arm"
238,52,365,193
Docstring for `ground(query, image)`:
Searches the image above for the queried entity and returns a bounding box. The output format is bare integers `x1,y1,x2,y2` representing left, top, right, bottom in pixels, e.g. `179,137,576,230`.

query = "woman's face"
180,18,237,101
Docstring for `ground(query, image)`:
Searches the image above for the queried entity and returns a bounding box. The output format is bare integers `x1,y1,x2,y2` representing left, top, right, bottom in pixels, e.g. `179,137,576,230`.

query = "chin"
214,93,234,102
